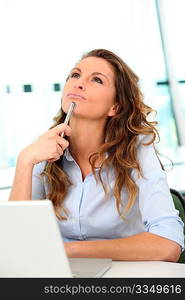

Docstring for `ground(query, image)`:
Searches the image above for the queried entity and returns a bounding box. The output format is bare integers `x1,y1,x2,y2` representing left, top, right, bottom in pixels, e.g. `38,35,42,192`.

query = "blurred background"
0,0,185,199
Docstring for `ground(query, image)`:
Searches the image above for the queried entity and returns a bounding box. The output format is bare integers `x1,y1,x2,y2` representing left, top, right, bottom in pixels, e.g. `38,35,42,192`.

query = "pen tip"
72,102,77,108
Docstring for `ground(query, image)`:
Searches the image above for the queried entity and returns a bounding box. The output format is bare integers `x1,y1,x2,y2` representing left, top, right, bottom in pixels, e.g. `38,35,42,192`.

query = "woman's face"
62,56,117,120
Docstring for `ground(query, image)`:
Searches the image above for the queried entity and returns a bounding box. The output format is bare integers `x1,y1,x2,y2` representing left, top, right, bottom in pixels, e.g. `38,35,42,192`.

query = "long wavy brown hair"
42,49,159,220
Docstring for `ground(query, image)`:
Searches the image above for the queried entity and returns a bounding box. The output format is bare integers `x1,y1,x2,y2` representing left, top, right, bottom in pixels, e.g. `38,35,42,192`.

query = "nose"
73,78,85,91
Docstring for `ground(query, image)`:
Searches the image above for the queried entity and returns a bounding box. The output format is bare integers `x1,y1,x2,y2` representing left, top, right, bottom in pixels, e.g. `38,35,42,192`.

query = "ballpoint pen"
61,102,76,137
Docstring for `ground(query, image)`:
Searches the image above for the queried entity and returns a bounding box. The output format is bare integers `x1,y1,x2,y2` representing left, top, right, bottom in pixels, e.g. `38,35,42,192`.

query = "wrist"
17,149,35,168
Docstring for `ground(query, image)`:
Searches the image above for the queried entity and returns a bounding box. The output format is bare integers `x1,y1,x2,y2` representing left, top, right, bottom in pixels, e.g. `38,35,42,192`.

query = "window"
0,0,184,191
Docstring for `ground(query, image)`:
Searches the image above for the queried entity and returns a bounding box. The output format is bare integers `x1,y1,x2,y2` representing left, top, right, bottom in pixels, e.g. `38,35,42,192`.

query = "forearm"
9,123,71,201
64,232,181,262
9,155,34,200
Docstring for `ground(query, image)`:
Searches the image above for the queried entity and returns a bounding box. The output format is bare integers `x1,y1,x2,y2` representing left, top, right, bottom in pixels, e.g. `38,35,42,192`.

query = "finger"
47,146,61,162
53,123,72,136
56,144,64,157
47,158,58,163
47,158,54,163
62,124,72,137
57,137,69,151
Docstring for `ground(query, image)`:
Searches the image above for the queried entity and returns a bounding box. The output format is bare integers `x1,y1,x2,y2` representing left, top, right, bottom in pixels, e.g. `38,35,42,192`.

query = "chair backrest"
170,188,185,263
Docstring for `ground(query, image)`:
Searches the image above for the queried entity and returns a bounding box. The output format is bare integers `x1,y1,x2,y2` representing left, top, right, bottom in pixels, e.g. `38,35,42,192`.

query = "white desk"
103,261,185,277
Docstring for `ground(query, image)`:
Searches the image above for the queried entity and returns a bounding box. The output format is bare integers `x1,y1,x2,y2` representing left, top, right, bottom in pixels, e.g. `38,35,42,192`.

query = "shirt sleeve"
32,161,47,200
133,135,185,251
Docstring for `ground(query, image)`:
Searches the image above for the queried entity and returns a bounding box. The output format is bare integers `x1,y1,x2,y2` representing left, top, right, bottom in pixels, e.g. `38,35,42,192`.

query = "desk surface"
103,261,185,277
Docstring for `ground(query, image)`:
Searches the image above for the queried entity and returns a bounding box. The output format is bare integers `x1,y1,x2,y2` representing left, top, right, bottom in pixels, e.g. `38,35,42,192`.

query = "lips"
67,93,86,100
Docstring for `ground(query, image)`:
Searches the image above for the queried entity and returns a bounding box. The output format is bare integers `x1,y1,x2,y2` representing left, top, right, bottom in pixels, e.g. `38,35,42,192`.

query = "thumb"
53,123,72,136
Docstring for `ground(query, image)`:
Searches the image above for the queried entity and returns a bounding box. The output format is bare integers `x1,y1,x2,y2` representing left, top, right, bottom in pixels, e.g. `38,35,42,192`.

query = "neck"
68,117,106,163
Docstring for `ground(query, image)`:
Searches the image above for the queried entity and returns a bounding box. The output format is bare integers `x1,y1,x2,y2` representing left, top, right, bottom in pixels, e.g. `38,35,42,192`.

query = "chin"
61,100,69,114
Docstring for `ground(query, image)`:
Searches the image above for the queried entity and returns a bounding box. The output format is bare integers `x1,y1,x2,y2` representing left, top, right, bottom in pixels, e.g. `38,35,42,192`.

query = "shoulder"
136,134,155,147
135,134,162,174
136,134,156,154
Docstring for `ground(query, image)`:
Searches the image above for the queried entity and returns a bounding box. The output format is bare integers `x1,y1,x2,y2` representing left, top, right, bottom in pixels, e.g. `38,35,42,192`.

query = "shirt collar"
63,148,75,162
63,148,109,169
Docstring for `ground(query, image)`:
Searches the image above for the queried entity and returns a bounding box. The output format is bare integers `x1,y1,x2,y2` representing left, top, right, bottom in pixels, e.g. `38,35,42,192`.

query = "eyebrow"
71,67,110,82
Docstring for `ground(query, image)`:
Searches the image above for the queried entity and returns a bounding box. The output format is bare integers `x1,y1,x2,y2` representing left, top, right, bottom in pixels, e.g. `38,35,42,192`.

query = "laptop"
0,200,112,278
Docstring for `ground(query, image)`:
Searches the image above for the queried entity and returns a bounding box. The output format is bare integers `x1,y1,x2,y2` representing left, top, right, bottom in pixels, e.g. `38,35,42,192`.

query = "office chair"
170,188,185,263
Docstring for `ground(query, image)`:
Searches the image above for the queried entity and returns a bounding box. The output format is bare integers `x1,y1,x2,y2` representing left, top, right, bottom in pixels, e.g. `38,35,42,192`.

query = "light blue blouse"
32,135,184,250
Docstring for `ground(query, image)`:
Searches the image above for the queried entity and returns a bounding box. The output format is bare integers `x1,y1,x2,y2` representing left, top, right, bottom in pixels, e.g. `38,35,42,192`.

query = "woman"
9,49,184,262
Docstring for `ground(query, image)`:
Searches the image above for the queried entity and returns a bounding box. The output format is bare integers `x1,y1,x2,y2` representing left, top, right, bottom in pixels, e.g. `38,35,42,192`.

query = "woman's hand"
18,123,72,166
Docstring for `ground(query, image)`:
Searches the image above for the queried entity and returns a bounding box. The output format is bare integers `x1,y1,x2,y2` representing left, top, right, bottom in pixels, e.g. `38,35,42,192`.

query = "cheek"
61,84,71,113
62,81,72,100
107,87,116,106
62,81,70,94
96,89,115,107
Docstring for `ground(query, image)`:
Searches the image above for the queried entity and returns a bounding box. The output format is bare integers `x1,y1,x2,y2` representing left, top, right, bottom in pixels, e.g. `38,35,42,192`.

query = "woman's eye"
93,76,103,84
70,72,80,78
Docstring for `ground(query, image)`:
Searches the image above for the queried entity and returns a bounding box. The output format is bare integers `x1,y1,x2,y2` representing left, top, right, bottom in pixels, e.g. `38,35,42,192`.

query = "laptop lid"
0,200,73,277
0,200,111,278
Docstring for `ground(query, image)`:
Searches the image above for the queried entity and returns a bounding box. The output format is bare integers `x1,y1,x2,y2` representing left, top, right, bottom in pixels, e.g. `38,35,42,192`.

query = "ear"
107,103,118,117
